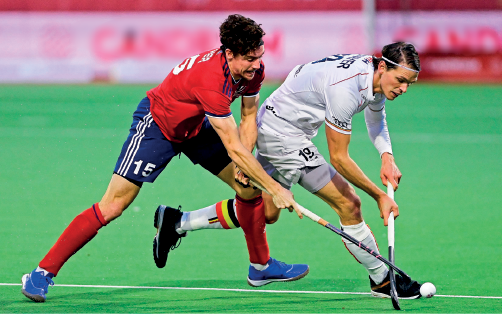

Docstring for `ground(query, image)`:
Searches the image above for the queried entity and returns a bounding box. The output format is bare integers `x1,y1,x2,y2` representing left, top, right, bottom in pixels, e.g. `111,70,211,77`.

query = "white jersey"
257,54,392,156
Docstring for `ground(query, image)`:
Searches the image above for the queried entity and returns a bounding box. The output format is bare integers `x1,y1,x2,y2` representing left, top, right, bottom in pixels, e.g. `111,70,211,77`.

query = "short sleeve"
243,62,265,97
192,87,233,118
324,86,359,134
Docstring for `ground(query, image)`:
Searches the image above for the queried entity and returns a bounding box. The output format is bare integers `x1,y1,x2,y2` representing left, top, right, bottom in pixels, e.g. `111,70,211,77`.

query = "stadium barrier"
375,11,502,82
1,0,500,11
1,11,501,83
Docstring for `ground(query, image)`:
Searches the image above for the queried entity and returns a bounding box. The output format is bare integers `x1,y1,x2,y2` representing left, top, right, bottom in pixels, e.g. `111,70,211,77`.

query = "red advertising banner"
1,12,501,83
0,12,366,83
377,0,502,11
418,53,502,83
2,0,500,11
0,0,361,11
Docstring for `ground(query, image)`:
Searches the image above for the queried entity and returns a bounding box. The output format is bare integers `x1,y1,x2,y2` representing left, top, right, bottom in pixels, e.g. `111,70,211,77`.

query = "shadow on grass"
4,279,476,313
3,279,378,313
140,278,368,291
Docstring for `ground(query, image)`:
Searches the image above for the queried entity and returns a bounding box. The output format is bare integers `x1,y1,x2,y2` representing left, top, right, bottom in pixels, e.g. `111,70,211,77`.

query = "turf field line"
2,283,501,299
434,294,502,299
0,283,368,296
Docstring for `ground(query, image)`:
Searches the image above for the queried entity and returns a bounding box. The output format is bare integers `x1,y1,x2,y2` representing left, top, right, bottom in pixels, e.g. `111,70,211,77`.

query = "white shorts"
255,125,337,193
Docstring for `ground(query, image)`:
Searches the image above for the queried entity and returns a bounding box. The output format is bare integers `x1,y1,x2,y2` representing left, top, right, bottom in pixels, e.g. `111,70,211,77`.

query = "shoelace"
170,238,183,250
34,272,54,293
46,278,55,287
274,259,288,269
43,278,55,294
169,206,183,251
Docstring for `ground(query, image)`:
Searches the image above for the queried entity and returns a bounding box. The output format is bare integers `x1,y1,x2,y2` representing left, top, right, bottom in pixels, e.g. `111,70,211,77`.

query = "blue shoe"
247,257,309,287
21,269,54,302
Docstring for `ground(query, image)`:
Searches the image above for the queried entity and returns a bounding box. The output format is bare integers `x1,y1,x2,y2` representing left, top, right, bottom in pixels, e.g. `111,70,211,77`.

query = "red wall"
0,0,361,11
1,0,500,11
377,0,502,11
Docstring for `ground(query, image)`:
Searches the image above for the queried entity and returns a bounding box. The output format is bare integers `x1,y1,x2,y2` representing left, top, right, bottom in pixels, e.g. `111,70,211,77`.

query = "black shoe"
370,271,421,299
153,205,186,268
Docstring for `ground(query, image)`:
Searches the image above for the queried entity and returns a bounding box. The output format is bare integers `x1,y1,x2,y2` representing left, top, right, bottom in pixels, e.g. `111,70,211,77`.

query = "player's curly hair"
373,42,421,72
220,14,265,57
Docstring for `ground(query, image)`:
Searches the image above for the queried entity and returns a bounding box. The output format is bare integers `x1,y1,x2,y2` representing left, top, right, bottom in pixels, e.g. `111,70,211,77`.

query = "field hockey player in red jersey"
21,14,309,303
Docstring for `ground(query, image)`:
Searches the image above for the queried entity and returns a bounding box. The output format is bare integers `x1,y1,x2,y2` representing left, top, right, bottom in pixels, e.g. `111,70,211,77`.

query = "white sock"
251,262,269,271
176,199,239,234
340,221,388,284
369,267,388,284
36,266,51,277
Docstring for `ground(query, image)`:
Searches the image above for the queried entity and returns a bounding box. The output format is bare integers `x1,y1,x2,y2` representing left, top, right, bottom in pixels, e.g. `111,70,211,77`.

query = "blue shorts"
114,97,232,185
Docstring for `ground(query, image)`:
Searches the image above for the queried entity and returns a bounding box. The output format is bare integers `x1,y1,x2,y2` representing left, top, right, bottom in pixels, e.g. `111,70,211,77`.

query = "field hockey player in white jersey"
156,42,424,296
251,42,423,298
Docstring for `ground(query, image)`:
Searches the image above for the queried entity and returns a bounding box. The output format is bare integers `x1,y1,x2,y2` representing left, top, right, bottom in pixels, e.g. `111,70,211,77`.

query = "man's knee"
265,213,279,224
99,174,140,222
263,193,280,224
235,185,261,199
217,162,262,199
99,201,129,221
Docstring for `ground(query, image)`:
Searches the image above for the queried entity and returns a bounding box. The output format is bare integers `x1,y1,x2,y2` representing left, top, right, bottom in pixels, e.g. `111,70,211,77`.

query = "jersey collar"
222,52,242,85
231,73,241,85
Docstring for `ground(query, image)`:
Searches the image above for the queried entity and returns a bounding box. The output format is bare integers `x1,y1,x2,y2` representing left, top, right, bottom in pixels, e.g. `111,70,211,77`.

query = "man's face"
226,45,265,81
378,62,418,100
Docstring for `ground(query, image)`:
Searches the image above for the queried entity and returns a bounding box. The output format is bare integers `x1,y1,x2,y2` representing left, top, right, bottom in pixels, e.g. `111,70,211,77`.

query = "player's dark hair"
372,42,421,72
220,14,265,57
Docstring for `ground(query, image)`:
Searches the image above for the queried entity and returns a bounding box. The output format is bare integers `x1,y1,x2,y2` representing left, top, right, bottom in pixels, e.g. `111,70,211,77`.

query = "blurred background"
1,2,502,312
1,0,501,83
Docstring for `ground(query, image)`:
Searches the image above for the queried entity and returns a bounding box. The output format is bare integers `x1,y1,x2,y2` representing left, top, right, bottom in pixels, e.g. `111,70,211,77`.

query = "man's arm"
364,105,402,189
208,115,302,217
325,126,398,225
239,95,259,152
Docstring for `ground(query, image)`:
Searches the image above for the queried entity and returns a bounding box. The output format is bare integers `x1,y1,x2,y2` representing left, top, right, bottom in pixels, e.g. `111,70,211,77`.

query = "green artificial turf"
0,83,501,313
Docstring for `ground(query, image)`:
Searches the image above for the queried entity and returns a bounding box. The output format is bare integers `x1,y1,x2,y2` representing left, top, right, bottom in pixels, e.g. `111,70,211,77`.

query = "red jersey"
147,48,265,143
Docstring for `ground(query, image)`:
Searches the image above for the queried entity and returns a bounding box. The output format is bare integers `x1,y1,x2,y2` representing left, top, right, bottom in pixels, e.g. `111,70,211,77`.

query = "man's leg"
174,184,281,233
155,114,269,265
174,151,285,233
23,96,175,302
154,161,308,285
22,175,140,302
152,116,308,285
215,162,309,286
314,171,421,298
175,199,240,233
314,173,388,281
216,162,269,265
186,160,386,284
40,175,140,274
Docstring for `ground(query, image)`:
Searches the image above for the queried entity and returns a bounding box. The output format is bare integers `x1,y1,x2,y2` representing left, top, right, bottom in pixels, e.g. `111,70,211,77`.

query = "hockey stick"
249,179,412,282
387,182,401,310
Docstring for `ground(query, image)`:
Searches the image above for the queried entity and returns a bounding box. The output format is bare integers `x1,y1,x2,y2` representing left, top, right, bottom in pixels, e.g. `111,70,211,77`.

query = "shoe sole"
371,291,421,299
247,267,310,287
21,274,46,302
153,205,167,268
